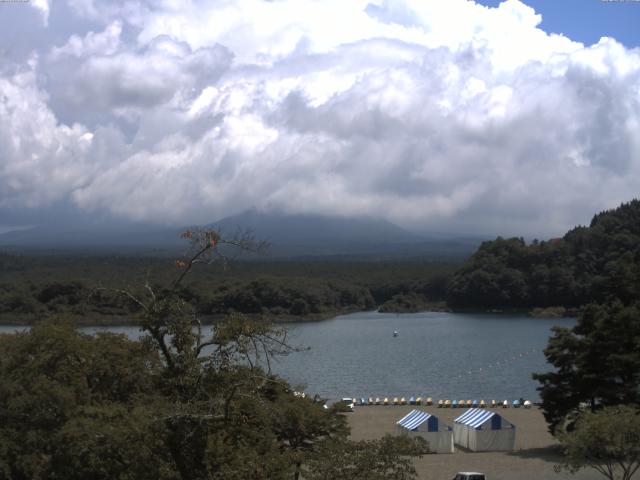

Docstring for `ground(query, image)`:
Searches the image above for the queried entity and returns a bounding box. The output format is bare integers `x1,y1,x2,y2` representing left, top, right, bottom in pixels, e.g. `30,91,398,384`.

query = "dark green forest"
0,255,454,324
520,201,640,434
448,200,640,310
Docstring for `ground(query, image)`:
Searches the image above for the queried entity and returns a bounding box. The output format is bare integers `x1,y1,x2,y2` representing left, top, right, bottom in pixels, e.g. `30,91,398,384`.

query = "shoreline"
0,305,578,327
0,310,360,327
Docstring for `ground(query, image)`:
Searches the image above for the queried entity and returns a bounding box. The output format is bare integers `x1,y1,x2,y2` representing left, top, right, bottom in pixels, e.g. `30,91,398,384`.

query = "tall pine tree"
534,301,640,433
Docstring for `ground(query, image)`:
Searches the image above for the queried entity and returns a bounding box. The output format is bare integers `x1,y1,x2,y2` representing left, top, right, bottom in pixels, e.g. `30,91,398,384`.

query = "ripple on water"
272,311,575,401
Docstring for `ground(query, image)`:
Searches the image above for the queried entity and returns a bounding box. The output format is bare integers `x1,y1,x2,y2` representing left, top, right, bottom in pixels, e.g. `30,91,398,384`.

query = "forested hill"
0,255,454,324
446,200,640,309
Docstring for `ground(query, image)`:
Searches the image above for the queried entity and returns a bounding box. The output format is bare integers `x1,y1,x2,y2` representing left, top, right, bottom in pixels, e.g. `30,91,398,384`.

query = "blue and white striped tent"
453,408,515,451
396,410,454,453
397,410,438,431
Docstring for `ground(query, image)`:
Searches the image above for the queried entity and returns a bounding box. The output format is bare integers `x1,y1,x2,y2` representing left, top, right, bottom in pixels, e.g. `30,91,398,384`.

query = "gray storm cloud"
0,0,639,236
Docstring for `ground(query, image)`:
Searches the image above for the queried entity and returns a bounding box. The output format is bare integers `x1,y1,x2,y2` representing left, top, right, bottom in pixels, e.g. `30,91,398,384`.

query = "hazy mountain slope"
0,221,184,252
211,209,419,242
0,210,481,259
210,210,480,259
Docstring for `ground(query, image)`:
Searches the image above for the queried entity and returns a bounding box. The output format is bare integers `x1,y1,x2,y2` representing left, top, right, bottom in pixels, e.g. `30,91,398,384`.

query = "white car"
339,397,355,411
453,472,486,480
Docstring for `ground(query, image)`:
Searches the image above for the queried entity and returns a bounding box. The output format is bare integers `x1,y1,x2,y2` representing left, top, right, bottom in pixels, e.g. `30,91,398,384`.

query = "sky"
0,0,639,238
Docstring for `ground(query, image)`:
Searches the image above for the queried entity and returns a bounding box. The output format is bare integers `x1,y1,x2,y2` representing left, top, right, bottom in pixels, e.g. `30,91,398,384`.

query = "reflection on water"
0,311,574,401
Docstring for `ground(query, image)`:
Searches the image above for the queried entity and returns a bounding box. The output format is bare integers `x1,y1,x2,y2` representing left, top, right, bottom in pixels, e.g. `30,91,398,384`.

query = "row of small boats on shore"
348,397,533,408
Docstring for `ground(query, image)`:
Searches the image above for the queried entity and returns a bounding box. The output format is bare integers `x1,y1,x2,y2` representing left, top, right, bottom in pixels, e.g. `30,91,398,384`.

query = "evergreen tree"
533,301,640,433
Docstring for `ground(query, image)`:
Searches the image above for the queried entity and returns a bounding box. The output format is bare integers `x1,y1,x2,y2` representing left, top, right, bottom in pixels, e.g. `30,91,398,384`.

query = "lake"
0,311,574,402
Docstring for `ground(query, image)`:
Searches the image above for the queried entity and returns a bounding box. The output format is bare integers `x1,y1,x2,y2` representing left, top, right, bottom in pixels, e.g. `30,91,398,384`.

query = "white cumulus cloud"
1,0,639,236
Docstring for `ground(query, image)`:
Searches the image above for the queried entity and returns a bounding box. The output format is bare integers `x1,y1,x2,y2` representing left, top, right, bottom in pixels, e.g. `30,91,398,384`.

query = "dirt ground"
347,405,610,480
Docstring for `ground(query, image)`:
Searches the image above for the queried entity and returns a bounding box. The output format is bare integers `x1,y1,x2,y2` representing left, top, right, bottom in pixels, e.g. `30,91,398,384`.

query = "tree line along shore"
0,255,453,325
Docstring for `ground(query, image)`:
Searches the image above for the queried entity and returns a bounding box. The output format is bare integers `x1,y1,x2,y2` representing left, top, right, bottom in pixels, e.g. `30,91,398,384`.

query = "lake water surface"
0,311,574,402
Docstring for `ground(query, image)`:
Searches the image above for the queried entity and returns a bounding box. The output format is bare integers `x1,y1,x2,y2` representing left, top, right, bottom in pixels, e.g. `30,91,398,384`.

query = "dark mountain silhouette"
208,209,481,259
0,210,482,259
0,219,183,253
211,209,417,242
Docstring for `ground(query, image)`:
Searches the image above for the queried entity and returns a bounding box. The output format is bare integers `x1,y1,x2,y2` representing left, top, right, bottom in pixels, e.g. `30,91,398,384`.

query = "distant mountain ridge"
0,221,184,252
209,210,482,258
0,210,482,259
210,209,421,243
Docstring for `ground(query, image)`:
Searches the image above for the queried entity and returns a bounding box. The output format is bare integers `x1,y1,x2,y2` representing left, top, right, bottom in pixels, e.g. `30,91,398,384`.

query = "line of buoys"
455,348,541,379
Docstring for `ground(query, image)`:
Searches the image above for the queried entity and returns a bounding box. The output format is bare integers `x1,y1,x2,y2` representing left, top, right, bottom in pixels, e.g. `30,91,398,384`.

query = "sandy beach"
347,405,608,480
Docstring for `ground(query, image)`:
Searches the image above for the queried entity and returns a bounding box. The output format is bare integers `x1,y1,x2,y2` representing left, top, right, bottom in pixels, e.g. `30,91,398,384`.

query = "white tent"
453,408,515,451
396,410,454,453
